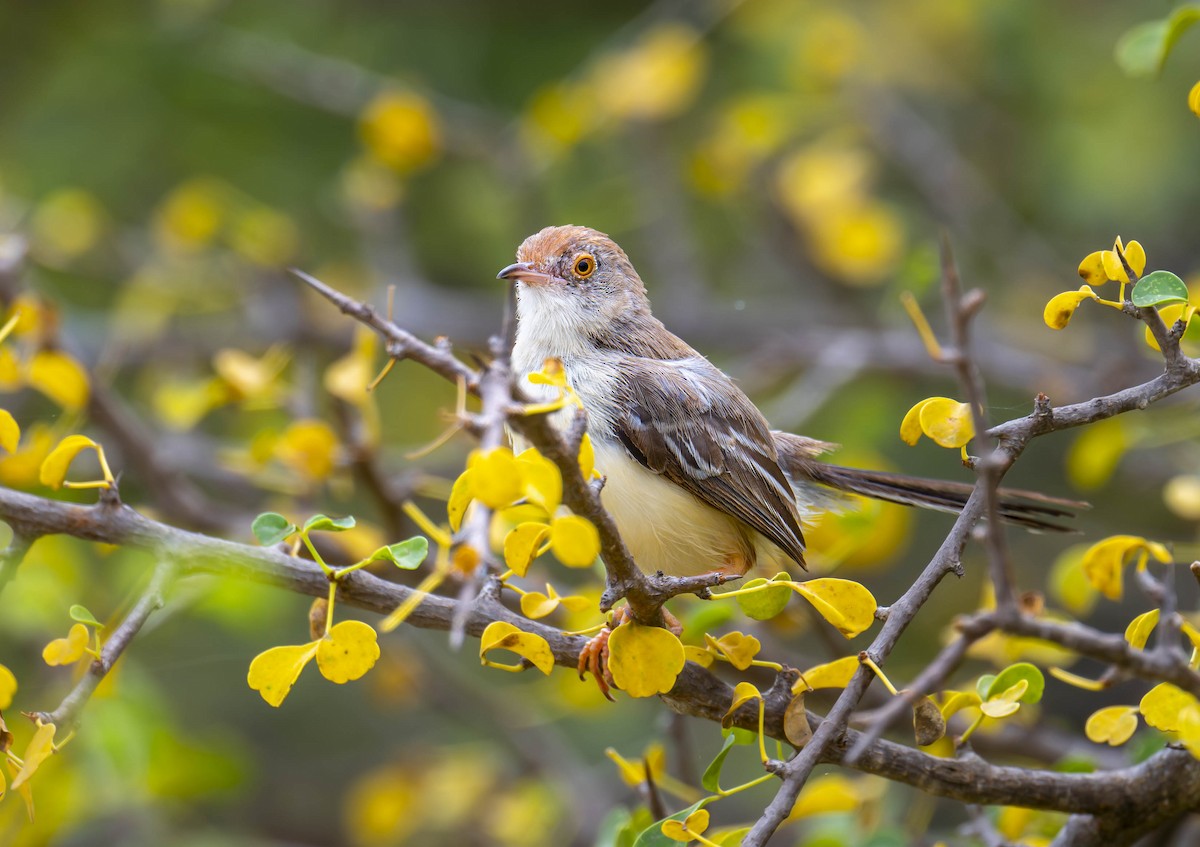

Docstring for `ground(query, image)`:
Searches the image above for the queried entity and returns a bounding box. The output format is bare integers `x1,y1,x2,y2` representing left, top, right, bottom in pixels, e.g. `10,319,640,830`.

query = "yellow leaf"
1190,81,1200,117
1077,251,1108,286
516,448,562,512
1140,682,1199,733
1100,237,1145,283
579,433,596,479
359,90,442,174
213,346,290,401
549,514,600,568
247,642,319,707
520,585,561,619
479,621,554,675
980,679,1028,718
471,448,526,510
604,748,648,786
274,419,339,482
1085,705,1138,746
0,423,55,488
1048,667,1107,691
662,808,710,841
324,326,377,407
1124,240,1147,277
42,623,89,666
1145,304,1197,352
1081,535,1171,602
1165,474,1200,520
30,189,105,265
0,346,22,391
154,177,229,250
9,721,55,791
590,24,707,121
1043,287,1100,330
1181,621,1200,652
1124,609,1160,651
900,396,974,448
919,397,975,448
152,378,227,431
806,200,904,286
939,690,982,719
722,681,763,728
797,656,859,692
787,774,860,820
447,468,475,532
1179,704,1200,758
899,399,930,446
683,645,715,668
503,522,551,577
316,620,380,684
607,622,685,697
39,434,108,490
1065,416,1127,491
521,82,593,156
0,410,17,455
704,631,761,670
0,663,16,709
28,350,90,411
792,578,877,638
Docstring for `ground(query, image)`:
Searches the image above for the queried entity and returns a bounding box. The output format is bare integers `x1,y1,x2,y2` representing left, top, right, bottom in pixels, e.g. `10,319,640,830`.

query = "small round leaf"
1131,270,1190,308
252,512,296,546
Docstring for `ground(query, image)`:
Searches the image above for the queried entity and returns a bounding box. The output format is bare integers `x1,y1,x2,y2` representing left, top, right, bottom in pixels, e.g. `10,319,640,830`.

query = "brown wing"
611,357,807,567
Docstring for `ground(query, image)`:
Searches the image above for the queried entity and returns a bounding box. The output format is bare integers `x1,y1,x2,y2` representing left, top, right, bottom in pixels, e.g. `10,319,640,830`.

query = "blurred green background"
1,0,1199,845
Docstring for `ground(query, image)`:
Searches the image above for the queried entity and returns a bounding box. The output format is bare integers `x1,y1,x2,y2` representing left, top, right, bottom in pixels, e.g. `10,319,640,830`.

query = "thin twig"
34,560,176,730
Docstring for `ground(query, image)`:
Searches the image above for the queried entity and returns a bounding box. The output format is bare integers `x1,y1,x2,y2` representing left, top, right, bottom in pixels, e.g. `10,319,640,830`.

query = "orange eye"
572,253,595,278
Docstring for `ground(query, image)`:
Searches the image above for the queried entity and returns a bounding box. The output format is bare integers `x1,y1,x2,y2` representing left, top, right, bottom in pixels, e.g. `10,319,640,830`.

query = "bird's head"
497,226,651,334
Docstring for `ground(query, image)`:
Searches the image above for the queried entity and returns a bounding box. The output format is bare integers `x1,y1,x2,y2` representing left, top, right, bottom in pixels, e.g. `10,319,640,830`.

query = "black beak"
496,262,554,285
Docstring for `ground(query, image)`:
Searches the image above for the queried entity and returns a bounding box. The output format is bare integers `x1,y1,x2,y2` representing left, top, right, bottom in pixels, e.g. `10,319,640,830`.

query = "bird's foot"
577,606,683,701
578,607,626,701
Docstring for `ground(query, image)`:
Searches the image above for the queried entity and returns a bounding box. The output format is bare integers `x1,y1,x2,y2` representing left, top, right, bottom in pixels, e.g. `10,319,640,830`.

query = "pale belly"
592,442,791,577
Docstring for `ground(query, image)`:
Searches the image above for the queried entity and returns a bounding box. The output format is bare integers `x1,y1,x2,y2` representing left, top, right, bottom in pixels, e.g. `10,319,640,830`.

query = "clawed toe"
577,627,615,701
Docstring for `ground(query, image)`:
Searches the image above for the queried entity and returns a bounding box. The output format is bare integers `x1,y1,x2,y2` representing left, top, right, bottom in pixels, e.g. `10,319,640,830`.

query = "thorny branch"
742,259,1200,846
2,269,1199,846
2,481,1200,838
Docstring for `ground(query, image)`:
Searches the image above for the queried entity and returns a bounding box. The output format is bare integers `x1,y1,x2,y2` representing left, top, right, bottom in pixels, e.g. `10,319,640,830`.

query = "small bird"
498,225,1076,582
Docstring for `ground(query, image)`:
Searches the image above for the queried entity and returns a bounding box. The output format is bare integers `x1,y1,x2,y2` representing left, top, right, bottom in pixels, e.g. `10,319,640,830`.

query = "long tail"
773,432,1086,532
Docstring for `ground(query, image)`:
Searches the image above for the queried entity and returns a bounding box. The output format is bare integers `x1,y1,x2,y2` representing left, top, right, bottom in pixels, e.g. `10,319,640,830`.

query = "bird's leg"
578,606,683,701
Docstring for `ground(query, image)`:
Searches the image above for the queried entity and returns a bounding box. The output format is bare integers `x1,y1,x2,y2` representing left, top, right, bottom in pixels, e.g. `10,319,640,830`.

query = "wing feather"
611,358,807,567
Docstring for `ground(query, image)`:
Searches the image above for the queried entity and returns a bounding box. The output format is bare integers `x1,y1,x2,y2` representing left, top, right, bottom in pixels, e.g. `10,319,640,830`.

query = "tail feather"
773,433,1087,533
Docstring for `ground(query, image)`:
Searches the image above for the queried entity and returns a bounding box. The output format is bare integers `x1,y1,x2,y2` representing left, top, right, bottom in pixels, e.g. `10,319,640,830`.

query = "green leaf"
975,674,996,702
1115,6,1200,78
632,797,716,847
69,604,102,627
701,732,738,793
1132,270,1191,308
735,573,792,620
252,512,296,546
302,513,357,534
368,536,429,570
987,662,1045,704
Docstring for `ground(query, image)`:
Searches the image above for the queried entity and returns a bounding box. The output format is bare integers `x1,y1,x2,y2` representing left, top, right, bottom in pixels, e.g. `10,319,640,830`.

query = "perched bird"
498,225,1076,582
